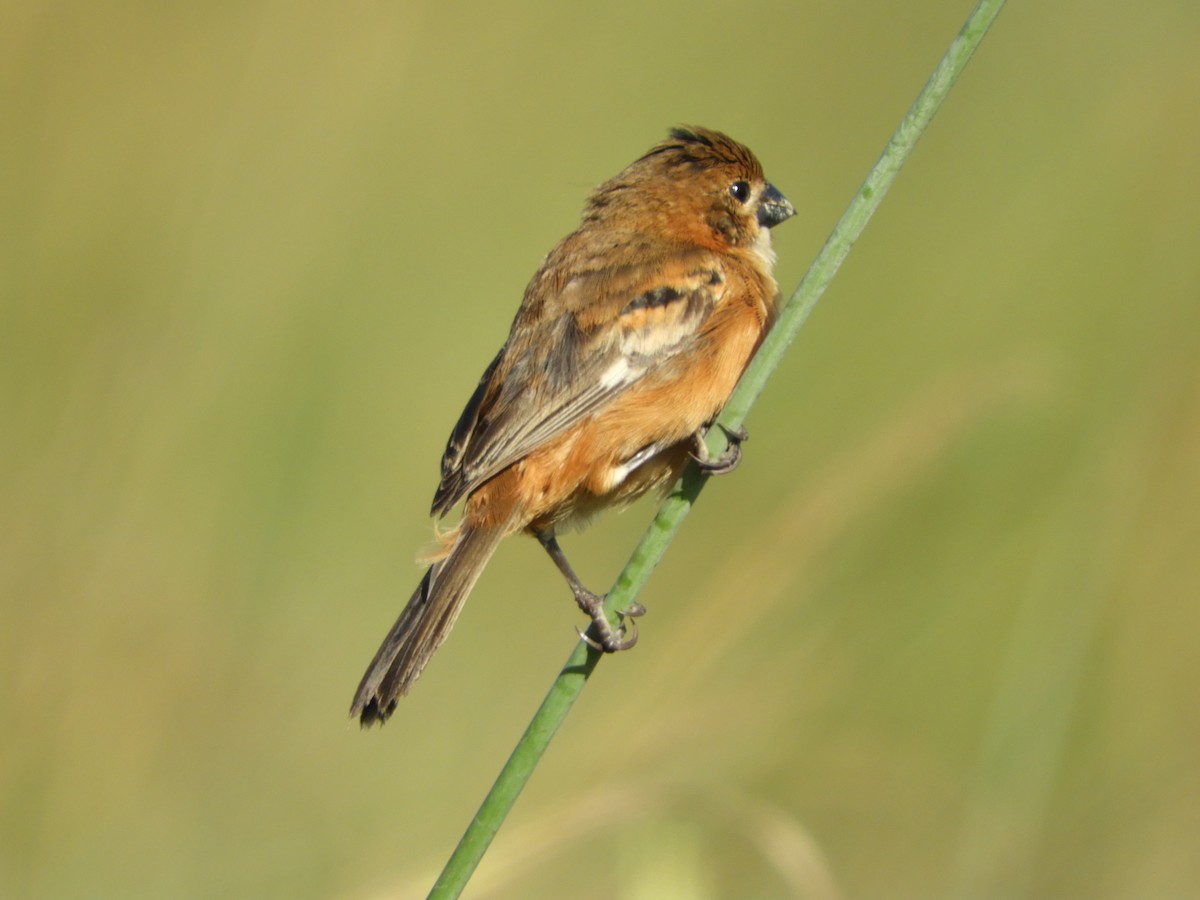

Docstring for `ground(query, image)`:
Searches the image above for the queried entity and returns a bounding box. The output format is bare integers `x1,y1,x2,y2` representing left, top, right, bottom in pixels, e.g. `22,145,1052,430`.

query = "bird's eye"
729,181,751,203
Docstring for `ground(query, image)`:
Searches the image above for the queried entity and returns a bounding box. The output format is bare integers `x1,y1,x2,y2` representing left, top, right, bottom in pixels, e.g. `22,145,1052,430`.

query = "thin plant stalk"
428,1,1007,895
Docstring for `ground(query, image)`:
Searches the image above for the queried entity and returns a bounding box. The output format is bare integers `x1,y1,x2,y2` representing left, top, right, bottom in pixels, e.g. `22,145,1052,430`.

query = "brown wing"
430,253,728,516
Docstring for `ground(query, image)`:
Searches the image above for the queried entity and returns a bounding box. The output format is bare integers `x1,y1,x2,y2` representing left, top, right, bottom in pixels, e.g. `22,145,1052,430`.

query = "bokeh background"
4,1,1199,897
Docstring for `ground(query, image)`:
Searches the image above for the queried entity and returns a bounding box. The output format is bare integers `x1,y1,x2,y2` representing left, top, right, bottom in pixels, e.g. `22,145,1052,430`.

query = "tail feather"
351,524,504,725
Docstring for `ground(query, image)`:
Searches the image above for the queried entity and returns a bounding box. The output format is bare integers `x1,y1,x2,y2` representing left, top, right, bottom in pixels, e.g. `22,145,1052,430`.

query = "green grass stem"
429,1,1006,895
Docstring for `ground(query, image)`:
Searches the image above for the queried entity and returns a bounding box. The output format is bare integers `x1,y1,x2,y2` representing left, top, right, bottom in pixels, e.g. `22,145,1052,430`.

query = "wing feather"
431,253,727,515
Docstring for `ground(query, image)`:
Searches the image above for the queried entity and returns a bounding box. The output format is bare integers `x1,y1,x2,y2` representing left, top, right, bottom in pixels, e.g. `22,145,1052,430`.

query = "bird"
351,126,794,725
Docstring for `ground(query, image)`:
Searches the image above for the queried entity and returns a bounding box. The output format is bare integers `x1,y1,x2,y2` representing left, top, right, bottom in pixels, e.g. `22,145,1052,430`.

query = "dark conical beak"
757,183,795,228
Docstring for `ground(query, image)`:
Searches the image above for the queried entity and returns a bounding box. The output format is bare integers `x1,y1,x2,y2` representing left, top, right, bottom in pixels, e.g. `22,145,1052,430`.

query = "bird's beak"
757,183,795,229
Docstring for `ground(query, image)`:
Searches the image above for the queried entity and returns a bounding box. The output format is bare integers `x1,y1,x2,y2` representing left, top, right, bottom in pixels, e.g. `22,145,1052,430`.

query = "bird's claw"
577,616,639,652
691,424,748,475
574,591,644,652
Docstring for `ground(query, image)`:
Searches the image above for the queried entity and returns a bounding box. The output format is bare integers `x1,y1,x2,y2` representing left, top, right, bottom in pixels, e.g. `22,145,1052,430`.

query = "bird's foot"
691,424,748,475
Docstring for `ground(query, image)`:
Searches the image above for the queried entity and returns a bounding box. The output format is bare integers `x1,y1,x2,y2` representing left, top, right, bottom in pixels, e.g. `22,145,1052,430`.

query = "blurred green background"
3,1,1199,897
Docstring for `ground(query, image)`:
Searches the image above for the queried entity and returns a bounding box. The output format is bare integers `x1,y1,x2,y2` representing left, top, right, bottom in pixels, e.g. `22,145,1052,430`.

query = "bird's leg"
536,531,643,652
690,423,748,475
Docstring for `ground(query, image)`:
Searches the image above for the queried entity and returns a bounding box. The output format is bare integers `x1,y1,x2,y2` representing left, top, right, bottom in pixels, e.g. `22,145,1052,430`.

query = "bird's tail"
351,523,505,726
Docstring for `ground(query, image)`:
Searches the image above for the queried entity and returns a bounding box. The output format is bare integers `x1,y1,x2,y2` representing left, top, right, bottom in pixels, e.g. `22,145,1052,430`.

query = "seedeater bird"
352,126,794,725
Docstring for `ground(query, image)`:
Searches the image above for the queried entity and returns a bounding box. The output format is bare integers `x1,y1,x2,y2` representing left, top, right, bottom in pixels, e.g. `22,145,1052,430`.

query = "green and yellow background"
3,2,1198,897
